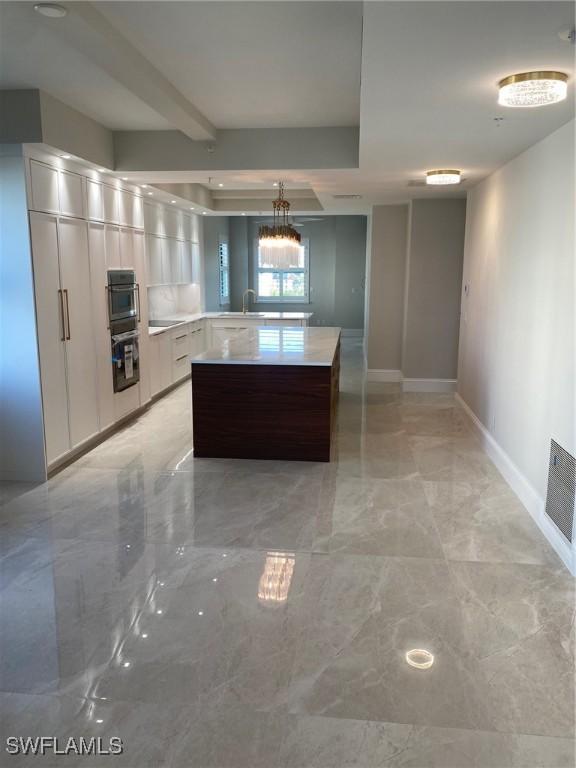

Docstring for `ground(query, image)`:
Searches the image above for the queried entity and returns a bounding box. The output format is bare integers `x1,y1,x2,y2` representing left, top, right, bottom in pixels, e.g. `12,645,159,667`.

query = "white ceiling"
1,1,574,212
0,2,172,130
95,0,363,129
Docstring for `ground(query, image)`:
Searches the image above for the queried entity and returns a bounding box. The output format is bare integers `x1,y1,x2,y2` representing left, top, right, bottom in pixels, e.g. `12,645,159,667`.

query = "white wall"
458,120,575,571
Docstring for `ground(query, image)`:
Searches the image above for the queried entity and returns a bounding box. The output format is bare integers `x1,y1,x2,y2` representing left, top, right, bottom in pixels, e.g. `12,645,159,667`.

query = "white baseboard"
455,393,575,576
341,328,364,338
403,378,457,393
367,369,403,382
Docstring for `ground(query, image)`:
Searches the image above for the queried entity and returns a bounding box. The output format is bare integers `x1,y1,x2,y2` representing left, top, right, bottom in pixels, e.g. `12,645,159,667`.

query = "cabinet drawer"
172,353,190,382
172,328,191,359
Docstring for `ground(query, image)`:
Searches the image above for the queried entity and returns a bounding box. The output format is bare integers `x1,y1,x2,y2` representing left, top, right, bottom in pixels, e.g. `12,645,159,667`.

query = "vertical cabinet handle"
105,286,111,330
135,282,141,323
58,289,65,341
63,289,71,340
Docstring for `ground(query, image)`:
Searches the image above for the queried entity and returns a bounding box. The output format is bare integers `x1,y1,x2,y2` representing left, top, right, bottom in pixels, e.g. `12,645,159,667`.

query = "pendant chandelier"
258,182,303,269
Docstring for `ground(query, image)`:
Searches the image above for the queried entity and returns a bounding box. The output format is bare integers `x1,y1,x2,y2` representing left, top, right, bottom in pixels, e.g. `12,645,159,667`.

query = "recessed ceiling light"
273,182,278,187
147,192,153,196
202,211,207,215
141,184,149,189
241,213,246,216
189,207,195,210
121,177,128,181
34,3,67,18
218,183,224,187
60,154,71,159
95,719,104,724
171,200,177,204
426,169,461,186
405,649,434,669
498,71,568,108
97,168,106,173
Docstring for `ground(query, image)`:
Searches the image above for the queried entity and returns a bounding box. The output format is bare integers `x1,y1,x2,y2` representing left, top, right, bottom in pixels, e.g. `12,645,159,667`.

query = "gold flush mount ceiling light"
498,71,568,108
426,170,461,186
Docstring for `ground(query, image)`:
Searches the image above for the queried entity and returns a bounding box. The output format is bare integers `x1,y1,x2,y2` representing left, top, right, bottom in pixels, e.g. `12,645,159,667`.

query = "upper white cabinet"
146,235,164,285
191,214,200,243
58,170,85,219
132,195,144,229
144,201,166,237
87,179,104,221
30,160,60,214
102,184,119,224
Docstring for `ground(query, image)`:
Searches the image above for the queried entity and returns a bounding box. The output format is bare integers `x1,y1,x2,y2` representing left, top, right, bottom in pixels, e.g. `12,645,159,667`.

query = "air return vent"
545,440,575,542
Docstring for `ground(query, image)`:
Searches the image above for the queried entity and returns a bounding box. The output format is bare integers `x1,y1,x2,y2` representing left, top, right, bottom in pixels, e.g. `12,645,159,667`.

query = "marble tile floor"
0,340,574,767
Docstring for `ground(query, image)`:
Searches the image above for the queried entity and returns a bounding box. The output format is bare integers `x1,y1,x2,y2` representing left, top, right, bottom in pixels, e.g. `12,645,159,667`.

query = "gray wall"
366,205,408,371
203,216,230,311
402,199,466,379
218,215,367,328
0,145,47,481
366,199,466,381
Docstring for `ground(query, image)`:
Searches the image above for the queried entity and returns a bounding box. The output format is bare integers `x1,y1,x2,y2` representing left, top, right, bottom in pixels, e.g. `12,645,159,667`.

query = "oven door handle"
135,282,141,323
105,285,111,329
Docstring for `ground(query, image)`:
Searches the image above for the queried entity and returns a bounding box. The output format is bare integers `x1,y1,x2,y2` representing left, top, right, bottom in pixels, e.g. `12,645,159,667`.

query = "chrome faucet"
242,288,257,314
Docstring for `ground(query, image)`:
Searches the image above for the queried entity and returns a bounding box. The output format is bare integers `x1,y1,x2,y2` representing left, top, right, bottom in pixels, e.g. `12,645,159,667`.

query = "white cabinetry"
30,160,60,214
58,170,84,219
30,212,99,465
87,179,104,221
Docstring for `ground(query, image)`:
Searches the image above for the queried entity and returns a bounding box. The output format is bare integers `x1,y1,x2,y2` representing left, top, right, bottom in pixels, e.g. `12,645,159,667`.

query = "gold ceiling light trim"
426,169,461,186
498,71,568,108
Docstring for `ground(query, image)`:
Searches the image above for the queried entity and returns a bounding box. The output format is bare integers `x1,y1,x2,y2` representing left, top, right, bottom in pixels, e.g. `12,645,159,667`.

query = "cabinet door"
58,217,100,447
119,227,134,269
159,333,172,390
118,190,130,226
132,195,144,229
88,222,114,431
146,235,163,285
149,335,162,397
164,238,177,284
191,243,200,283
30,160,60,214
87,179,104,221
190,214,200,243
133,230,151,404
29,212,71,464
58,170,84,218
105,225,121,269
102,184,119,224
180,241,193,284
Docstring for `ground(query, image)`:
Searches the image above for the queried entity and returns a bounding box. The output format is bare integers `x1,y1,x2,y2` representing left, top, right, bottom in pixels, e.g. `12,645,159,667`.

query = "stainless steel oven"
111,328,140,392
107,269,140,325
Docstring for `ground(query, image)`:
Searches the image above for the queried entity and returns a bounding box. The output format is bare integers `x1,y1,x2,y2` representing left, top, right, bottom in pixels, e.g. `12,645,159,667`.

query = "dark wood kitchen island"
191,325,340,462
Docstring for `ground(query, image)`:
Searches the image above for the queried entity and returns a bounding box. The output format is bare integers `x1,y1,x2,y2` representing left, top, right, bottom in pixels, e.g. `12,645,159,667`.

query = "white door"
29,212,71,463
119,227,134,269
58,217,100,447
88,222,114,430
146,235,163,285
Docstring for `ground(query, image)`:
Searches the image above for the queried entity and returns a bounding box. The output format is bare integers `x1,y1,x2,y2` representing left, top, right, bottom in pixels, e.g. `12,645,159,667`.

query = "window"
255,239,309,302
218,237,229,304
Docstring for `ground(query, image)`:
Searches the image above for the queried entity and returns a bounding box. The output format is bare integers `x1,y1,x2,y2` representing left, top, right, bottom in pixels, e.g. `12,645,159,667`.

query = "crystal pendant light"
498,72,568,108
258,182,303,270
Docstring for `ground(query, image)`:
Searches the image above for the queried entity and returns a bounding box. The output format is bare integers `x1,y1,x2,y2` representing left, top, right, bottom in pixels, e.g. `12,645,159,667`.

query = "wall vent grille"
545,439,575,542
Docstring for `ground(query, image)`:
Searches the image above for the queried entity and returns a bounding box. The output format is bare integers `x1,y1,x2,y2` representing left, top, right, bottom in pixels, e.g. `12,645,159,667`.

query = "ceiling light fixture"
97,168,106,173
189,207,195,210
498,71,568,108
202,211,207,215
426,169,461,186
60,154,71,159
170,200,176,204
218,183,224,188
147,192,153,196
34,3,67,18
405,649,434,670
121,177,128,181
258,182,302,270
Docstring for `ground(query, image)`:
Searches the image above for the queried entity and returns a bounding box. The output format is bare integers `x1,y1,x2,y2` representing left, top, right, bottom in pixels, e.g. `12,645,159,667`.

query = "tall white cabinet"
30,212,99,464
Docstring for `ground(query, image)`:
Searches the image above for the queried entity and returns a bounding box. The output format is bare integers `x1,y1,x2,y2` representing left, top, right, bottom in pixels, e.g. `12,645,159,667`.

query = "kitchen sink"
149,320,183,327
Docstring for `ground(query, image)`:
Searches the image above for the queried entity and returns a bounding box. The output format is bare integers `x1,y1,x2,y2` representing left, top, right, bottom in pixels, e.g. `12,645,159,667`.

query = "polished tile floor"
0,340,574,767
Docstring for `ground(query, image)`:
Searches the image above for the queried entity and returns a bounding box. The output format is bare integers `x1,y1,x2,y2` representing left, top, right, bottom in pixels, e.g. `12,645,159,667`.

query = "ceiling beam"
44,2,215,141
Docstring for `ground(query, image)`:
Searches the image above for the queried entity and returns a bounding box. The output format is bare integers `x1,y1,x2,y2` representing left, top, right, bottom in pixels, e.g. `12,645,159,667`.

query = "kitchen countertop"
148,311,313,336
191,325,340,366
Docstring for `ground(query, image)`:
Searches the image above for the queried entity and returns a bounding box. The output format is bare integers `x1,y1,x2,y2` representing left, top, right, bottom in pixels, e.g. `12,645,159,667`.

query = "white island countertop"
148,311,313,336
191,325,341,366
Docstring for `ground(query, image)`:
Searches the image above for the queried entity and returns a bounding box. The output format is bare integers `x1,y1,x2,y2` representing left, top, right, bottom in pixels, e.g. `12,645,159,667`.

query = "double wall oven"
107,269,141,392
